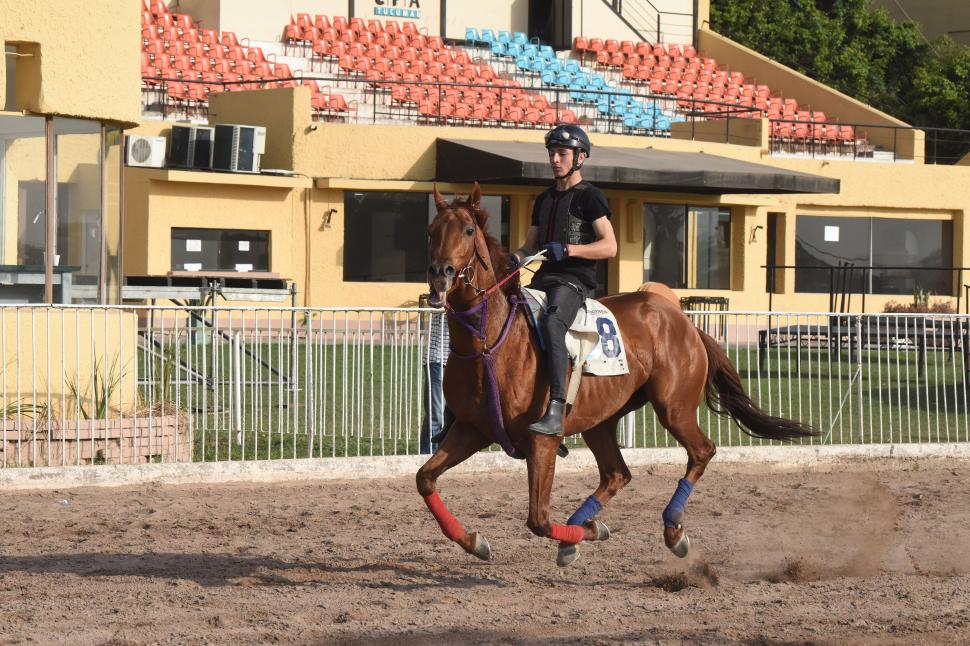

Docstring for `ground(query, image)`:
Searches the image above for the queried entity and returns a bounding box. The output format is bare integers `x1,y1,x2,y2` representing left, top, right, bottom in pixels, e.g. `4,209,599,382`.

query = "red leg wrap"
550,523,585,545
424,491,466,542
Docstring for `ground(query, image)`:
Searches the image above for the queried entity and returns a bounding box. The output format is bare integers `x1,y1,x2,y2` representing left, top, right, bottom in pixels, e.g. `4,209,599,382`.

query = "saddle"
522,288,630,405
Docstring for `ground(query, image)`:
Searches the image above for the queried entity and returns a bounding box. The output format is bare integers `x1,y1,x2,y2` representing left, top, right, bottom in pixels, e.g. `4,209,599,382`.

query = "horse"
417,183,815,566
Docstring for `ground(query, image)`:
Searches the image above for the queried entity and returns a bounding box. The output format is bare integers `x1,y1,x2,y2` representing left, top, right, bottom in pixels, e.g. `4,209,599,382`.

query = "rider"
511,125,618,437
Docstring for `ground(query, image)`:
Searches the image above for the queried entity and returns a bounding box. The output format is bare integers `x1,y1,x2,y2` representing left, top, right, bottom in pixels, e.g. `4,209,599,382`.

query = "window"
643,204,731,289
344,191,510,283
0,114,121,304
795,215,953,295
171,228,270,272
766,212,780,292
55,118,102,302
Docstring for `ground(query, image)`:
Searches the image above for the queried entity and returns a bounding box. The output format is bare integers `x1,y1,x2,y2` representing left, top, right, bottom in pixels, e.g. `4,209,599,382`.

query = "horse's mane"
453,196,521,296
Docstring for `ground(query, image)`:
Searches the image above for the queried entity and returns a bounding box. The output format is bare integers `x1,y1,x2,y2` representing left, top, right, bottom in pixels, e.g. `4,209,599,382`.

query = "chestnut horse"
417,185,814,566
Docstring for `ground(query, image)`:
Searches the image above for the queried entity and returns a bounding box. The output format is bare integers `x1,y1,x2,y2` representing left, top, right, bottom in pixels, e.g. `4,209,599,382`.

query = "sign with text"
362,0,440,34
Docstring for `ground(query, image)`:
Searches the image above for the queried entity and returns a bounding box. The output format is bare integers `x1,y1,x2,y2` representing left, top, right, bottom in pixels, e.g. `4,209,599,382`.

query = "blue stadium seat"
519,43,538,60
539,45,556,60
516,56,534,73
512,32,528,45
480,28,496,44
498,30,512,44
465,27,480,42
553,71,572,86
508,43,525,58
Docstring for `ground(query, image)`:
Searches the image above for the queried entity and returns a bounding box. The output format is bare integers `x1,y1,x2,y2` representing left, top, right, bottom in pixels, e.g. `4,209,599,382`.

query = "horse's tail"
696,328,817,442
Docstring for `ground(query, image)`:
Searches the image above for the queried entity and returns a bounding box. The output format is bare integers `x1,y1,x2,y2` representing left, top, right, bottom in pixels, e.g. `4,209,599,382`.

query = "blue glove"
542,242,567,263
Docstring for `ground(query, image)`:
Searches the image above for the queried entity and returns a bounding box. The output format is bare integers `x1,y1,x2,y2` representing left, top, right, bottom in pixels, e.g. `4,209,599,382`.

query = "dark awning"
436,138,840,194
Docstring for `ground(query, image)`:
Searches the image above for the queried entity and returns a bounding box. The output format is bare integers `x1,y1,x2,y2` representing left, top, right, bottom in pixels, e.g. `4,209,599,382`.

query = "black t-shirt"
529,182,612,291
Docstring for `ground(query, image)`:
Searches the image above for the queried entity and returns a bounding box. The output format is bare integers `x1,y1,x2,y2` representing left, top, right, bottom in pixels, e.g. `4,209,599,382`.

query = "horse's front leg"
552,423,628,566
525,433,604,565
416,422,493,560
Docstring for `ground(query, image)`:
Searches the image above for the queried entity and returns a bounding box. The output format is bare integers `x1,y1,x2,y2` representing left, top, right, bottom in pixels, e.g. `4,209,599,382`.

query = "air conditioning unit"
169,125,214,169
125,135,166,168
212,124,266,173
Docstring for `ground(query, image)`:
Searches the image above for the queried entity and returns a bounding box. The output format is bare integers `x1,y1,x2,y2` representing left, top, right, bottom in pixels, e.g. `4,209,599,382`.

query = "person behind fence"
510,124,618,437
420,298,449,454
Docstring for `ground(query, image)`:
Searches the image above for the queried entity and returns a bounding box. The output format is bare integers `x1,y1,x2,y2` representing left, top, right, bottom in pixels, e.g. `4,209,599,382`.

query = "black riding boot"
528,399,565,436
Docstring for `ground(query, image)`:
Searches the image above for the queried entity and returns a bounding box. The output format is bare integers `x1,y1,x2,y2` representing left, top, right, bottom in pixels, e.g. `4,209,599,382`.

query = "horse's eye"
464,226,475,236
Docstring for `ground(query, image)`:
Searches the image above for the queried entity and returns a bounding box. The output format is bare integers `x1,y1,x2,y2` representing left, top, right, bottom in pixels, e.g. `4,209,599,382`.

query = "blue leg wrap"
567,495,602,526
662,478,694,528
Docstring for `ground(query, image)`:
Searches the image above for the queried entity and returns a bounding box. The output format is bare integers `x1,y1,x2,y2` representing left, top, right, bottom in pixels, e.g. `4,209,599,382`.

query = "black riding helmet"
544,125,591,177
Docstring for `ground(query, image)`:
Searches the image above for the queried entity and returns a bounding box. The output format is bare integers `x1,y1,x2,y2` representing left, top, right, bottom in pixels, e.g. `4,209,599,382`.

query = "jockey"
511,125,618,437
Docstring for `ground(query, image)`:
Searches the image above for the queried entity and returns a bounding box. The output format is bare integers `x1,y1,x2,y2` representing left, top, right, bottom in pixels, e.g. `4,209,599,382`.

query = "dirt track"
1,457,969,645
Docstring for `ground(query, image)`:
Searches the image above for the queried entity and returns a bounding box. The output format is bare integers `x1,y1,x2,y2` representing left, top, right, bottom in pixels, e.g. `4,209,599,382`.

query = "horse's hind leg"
653,401,716,558
416,422,492,560
555,420,631,567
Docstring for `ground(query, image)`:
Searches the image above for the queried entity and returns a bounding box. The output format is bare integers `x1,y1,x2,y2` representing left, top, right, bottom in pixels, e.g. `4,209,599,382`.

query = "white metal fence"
1,305,969,468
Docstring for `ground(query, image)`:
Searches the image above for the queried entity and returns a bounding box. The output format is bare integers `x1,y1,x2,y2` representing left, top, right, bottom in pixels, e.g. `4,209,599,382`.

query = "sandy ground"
1,457,969,645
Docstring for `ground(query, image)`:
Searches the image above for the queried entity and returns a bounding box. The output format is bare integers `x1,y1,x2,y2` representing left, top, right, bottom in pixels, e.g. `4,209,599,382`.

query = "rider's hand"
542,242,567,263
506,254,522,272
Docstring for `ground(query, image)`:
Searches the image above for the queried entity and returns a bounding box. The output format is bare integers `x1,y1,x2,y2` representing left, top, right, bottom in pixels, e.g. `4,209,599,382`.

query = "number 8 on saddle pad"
522,288,630,405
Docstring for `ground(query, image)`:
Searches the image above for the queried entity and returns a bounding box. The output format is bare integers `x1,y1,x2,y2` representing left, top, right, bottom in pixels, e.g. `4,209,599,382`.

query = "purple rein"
448,295,526,459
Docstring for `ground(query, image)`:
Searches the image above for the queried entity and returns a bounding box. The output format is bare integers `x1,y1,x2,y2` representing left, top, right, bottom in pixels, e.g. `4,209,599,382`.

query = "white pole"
621,411,636,447
234,331,242,445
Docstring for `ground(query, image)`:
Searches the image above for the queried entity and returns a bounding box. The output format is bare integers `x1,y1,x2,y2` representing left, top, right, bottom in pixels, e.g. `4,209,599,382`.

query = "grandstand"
139,2,867,156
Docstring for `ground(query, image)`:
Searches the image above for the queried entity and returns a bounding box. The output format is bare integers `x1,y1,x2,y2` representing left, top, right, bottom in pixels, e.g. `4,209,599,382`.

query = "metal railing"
1,305,968,469
604,0,695,44
768,118,970,165
764,264,968,313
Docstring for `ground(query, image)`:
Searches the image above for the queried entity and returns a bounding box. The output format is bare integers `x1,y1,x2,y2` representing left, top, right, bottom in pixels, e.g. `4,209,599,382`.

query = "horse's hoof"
469,532,492,561
669,533,690,558
557,544,580,567
590,519,611,541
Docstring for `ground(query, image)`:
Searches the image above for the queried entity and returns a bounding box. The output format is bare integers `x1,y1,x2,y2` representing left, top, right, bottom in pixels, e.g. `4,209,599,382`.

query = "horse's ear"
469,182,488,227
469,182,481,210
432,186,448,211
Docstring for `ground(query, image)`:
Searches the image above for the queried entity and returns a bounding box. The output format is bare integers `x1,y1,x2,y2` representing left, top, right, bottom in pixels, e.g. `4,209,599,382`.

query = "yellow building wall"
0,308,139,416
0,0,140,126
123,166,310,302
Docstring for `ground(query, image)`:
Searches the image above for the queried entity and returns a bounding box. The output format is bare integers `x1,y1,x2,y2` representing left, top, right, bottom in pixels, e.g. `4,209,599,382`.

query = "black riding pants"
529,274,588,402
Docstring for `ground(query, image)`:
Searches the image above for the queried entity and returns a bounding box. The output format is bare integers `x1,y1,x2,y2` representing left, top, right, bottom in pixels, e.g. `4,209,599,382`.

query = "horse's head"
427,183,495,307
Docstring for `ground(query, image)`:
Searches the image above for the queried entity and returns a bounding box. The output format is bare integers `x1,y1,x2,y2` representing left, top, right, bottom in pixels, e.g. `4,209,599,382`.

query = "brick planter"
1,415,193,467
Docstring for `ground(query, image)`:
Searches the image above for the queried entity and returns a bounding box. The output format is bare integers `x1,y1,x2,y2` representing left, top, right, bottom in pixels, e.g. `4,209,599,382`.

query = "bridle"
436,206,522,311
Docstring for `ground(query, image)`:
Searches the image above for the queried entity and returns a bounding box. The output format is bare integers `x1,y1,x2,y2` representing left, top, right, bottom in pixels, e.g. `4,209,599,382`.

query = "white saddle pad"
523,287,630,403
